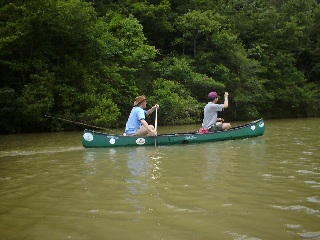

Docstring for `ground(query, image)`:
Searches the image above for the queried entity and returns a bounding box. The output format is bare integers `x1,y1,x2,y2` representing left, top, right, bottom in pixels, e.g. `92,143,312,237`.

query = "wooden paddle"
45,115,117,133
155,108,158,147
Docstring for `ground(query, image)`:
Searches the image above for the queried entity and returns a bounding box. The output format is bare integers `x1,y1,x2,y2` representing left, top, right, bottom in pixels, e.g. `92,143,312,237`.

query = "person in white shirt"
201,91,231,132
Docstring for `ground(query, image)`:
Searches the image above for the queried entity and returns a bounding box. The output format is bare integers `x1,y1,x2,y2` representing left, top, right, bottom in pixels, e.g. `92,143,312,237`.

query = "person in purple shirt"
201,91,231,132
125,95,159,136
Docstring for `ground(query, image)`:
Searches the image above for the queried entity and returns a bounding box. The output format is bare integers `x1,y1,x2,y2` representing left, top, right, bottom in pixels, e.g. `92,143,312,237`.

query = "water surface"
0,118,319,239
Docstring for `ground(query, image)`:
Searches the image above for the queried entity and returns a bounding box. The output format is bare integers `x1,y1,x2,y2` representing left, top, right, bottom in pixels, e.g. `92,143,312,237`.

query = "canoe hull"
82,119,265,148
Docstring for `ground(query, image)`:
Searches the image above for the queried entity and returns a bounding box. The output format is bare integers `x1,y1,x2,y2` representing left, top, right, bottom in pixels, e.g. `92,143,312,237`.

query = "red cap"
208,92,218,100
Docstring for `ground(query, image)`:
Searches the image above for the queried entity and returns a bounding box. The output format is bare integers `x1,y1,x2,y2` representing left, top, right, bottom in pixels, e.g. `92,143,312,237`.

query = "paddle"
45,115,118,133
154,108,158,147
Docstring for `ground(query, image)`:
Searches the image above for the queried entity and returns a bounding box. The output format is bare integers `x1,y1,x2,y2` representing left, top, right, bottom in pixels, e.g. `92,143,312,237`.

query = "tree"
150,79,202,125
0,0,157,132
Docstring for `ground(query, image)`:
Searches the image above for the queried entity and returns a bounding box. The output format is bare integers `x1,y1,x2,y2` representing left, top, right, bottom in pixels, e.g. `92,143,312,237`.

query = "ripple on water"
297,170,320,175
0,147,83,157
272,205,320,215
304,181,320,188
300,231,320,239
307,197,320,203
163,203,206,213
262,174,273,178
225,231,261,240
285,224,301,229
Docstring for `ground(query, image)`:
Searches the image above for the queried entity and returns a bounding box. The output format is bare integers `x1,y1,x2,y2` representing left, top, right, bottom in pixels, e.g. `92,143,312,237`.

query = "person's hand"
150,130,157,136
224,92,229,98
153,104,159,109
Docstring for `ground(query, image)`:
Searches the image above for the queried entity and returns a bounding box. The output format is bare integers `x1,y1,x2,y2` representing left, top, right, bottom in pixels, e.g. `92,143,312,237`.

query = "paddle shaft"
45,115,117,133
154,108,158,147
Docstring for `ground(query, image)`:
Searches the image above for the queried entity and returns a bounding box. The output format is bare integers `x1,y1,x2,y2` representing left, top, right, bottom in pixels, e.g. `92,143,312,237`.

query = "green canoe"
82,118,265,148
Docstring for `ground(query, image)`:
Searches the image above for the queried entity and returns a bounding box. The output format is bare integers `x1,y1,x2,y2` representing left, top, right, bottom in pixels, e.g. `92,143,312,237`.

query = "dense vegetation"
1,0,319,133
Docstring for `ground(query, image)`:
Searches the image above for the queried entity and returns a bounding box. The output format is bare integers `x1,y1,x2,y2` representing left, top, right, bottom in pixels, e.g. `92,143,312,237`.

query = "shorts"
208,124,223,132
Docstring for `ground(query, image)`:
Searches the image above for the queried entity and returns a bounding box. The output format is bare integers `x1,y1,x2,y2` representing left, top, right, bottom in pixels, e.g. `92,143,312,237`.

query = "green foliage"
149,79,202,125
0,0,157,132
98,11,157,120
102,12,157,67
14,71,55,132
0,87,18,133
261,52,315,118
0,0,320,133
130,0,174,50
18,71,54,114
158,56,225,100
175,10,221,56
80,97,120,127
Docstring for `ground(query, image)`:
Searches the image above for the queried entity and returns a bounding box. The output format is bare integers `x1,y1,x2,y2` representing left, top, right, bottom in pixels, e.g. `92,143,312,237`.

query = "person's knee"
134,126,148,136
223,123,231,130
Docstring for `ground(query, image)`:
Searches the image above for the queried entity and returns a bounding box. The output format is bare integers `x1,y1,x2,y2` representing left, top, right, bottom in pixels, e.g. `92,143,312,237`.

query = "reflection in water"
125,147,163,182
127,147,151,177
83,151,95,163
125,147,164,213
201,144,222,181
108,148,117,162
126,147,150,196
82,147,164,213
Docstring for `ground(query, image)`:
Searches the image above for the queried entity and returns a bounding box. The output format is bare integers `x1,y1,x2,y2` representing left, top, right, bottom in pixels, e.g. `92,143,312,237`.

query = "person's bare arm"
223,92,229,109
146,104,159,115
